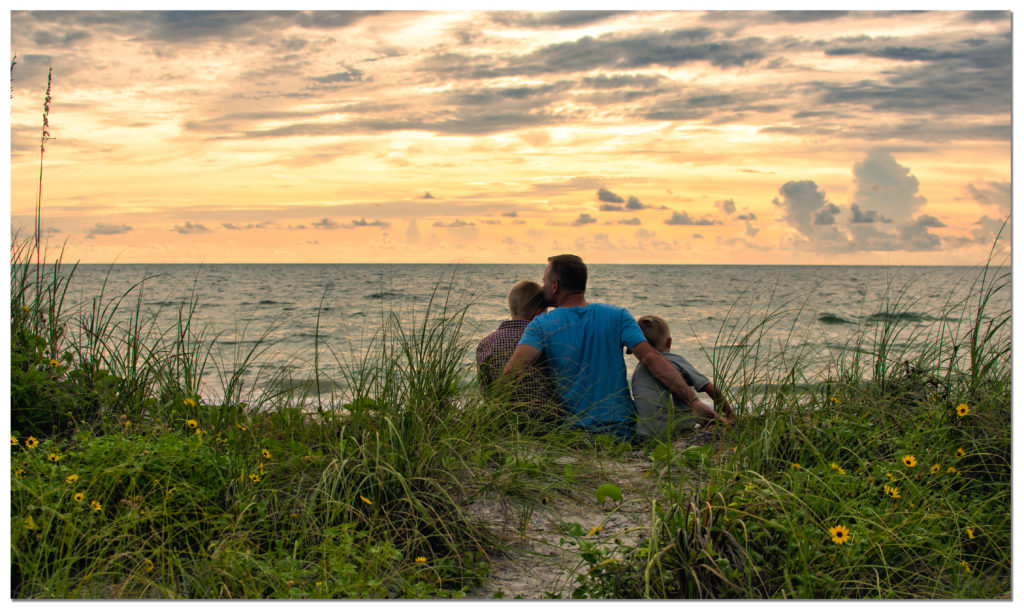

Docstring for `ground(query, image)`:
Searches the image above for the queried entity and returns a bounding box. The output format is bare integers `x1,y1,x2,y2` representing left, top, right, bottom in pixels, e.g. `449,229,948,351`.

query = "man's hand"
687,396,719,425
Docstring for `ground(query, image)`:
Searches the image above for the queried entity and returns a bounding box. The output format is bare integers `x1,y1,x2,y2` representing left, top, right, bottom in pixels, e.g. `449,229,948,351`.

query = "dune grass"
11,232,1010,599
568,248,1010,599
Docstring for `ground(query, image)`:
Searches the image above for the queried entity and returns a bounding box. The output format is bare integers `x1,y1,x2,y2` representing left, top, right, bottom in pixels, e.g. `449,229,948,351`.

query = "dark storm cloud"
173,221,210,234
715,199,736,215
665,211,720,226
617,217,642,225
736,213,756,221
599,203,625,211
488,11,629,29
597,188,624,204
86,223,132,238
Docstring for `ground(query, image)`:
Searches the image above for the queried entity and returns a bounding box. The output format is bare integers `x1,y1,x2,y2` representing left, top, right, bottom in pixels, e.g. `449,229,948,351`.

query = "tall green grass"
570,246,1011,599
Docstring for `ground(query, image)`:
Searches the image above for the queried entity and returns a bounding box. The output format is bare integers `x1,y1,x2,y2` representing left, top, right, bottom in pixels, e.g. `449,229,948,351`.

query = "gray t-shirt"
631,351,710,441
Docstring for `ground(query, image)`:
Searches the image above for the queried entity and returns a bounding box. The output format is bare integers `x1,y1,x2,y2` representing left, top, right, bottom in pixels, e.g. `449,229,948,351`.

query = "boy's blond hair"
508,280,545,317
636,314,671,350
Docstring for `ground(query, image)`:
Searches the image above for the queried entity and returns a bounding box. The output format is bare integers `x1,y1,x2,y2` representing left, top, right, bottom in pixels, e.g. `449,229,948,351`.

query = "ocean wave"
366,291,404,300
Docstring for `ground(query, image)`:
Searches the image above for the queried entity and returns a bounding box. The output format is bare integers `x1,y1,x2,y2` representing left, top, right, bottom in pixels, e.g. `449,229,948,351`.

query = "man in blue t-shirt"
503,254,726,439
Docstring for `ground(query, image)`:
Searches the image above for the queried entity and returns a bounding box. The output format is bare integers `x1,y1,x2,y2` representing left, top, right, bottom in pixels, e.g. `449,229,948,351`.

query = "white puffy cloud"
851,149,926,224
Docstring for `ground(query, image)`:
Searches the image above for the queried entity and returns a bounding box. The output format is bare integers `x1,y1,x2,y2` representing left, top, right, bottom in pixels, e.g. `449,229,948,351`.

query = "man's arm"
630,341,721,423
502,344,541,376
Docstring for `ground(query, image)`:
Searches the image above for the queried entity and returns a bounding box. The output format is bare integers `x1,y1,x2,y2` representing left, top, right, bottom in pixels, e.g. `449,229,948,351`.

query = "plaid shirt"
476,319,560,420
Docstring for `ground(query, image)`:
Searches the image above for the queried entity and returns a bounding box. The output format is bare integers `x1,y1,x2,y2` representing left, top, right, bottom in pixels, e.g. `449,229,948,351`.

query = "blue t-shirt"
518,303,646,436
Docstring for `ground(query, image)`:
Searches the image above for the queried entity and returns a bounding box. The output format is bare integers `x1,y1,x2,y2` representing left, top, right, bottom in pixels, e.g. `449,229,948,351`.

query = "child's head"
636,314,671,351
508,280,546,320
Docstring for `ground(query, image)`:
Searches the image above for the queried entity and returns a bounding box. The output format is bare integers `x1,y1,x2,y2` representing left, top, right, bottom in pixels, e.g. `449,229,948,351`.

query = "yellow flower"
186,419,198,429
73,492,84,502
930,464,941,474
967,527,975,539
25,436,38,450
11,436,18,446
90,500,103,512
49,359,60,367
144,558,154,573
359,495,372,505
962,560,971,573
315,581,323,587
956,403,970,417
24,515,38,531
235,423,247,431
22,305,30,313
837,467,846,475
886,472,895,480
884,485,900,499
790,462,800,470
541,497,549,505
587,525,603,537
184,398,197,408
902,455,917,467
948,466,958,474
829,396,839,403
14,468,26,479
415,556,427,563
955,448,966,459
830,462,839,470
249,474,261,483
47,452,61,463
65,474,79,484
261,448,272,459
829,524,850,545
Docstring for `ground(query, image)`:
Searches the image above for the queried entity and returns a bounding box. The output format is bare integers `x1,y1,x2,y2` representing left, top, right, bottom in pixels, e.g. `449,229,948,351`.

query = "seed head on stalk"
35,66,53,260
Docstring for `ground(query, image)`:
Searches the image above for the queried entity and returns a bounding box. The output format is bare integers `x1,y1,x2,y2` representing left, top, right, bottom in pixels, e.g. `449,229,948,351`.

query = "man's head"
507,280,547,320
542,254,587,305
636,314,672,351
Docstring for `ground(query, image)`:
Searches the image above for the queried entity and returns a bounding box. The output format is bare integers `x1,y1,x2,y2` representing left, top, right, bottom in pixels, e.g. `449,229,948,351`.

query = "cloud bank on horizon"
9,9,1011,264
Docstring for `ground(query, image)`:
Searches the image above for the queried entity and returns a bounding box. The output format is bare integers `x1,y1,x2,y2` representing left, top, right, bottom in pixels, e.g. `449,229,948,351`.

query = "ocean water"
57,263,1009,404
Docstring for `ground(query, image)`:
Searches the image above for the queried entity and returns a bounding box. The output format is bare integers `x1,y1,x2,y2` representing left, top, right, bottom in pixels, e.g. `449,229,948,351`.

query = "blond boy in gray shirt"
631,315,734,441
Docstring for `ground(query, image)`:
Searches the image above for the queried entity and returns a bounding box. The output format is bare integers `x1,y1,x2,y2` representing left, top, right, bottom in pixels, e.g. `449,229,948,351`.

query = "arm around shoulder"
502,344,541,376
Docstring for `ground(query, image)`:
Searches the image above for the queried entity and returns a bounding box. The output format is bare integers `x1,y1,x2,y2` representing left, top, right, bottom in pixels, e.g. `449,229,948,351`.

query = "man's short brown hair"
508,280,545,317
636,314,671,349
547,254,587,293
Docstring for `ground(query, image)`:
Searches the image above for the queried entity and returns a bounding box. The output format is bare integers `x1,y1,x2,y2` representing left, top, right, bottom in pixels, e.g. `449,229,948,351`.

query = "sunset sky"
8,9,1013,265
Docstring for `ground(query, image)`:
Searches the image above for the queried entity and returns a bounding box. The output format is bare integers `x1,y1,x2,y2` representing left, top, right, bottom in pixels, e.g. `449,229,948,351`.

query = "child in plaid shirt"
477,280,561,423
